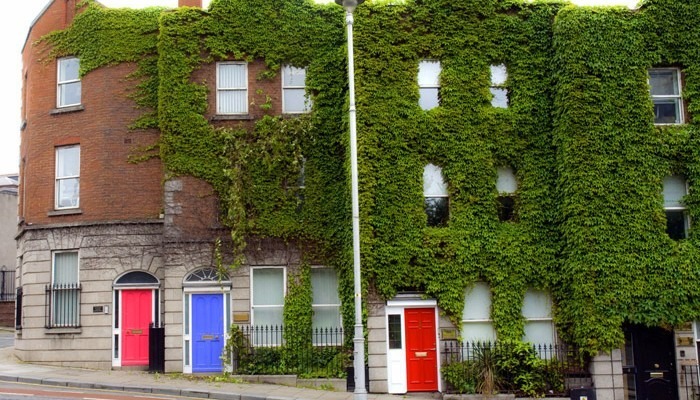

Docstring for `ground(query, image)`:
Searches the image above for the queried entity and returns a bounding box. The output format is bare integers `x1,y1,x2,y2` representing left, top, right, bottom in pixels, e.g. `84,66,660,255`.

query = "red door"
405,308,438,391
121,290,152,366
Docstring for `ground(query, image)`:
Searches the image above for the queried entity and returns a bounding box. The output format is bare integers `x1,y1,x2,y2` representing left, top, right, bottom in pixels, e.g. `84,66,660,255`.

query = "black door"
623,325,678,400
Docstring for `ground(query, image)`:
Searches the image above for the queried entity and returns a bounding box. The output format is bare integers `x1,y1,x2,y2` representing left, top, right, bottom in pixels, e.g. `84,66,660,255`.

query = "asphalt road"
0,382,190,400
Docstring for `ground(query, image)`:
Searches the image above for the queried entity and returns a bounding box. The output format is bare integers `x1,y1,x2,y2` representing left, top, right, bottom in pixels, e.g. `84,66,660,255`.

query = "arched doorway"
182,267,231,373
112,271,160,368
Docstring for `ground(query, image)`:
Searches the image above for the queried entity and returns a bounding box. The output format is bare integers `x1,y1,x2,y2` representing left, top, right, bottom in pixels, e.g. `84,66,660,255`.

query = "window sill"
48,208,82,217
50,105,85,115
45,327,81,334
211,114,254,121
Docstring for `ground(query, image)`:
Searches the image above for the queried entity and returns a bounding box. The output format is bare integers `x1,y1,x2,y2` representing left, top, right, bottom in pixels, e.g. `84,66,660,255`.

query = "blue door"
192,293,224,372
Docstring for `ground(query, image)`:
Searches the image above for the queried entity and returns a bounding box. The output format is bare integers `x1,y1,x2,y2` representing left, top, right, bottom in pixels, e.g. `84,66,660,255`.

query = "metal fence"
681,364,700,400
0,268,15,302
230,325,347,378
44,283,81,328
441,341,591,397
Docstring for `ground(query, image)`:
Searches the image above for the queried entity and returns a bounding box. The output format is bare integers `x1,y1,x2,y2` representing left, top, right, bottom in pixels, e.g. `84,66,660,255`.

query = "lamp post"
334,0,366,399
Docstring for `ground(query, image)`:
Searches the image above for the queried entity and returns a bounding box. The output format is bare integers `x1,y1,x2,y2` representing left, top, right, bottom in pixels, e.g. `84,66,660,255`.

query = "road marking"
0,393,33,397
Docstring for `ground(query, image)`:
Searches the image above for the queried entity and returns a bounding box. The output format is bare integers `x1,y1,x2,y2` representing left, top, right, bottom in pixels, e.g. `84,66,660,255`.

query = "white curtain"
217,63,247,114
663,175,687,208
462,282,496,343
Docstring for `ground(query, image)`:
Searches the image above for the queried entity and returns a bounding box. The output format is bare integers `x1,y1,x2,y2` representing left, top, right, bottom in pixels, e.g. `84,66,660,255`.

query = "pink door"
121,290,152,366
405,308,438,391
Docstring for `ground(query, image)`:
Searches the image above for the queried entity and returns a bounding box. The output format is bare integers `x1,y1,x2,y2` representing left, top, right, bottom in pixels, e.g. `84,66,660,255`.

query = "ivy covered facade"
14,0,700,398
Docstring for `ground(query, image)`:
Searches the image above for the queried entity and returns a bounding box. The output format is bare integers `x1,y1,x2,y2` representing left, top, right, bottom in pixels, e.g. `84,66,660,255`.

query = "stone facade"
15,221,163,369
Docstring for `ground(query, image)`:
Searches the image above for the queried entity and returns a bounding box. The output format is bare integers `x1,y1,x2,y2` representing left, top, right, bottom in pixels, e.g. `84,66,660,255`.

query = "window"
217,62,248,114
57,57,81,108
47,251,80,328
496,166,517,222
649,68,683,124
424,163,448,227
418,60,441,110
462,282,495,344
311,268,342,344
282,65,311,113
251,267,285,345
522,289,555,348
663,175,690,240
55,145,80,209
490,64,508,108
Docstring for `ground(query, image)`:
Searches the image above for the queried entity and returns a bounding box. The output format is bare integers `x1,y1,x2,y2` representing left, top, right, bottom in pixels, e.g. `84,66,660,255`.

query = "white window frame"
461,282,495,344
663,175,690,239
418,60,441,110
55,145,80,210
250,266,286,346
57,57,81,108
310,267,342,345
217,62,248,115
649,68,684,125
490,64,508,108
51,250,80,328
282,65,311,114
522,289,556,349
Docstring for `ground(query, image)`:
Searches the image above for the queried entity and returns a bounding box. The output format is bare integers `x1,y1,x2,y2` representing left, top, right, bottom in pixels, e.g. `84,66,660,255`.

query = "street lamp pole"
334,0,366,399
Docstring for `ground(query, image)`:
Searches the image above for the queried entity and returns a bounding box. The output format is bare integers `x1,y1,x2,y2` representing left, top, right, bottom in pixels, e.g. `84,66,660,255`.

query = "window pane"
312,306,341,329
666,210,688,240
217,90,247,114
283,66,306,87
650,70,679,96
57,178,80,208
253,307,283,326
462,322,496,344
523,320,555,346
59,58,80,82
54,252,78,284
311,268,340,305
425,197,448,227
496,167,517,194
423,164,448,196
419,88,439,110
57,146,80,177
522,290,552,319
497,196,515,222
388,314,402,349
490,88,508,108
490,64,507,86
462,282,491,320
653,98,681,124
418,60,441,86
283,89,309,113
252,268,284,306
663,175,686,208
59,81,82,107
218,64,246,88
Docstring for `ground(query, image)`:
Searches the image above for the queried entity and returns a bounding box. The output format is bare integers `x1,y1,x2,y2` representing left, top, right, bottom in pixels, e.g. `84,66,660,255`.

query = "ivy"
40,0,700,355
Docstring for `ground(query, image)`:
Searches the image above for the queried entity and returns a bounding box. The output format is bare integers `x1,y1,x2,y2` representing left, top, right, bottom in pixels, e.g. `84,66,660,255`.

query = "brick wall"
20,0,163,228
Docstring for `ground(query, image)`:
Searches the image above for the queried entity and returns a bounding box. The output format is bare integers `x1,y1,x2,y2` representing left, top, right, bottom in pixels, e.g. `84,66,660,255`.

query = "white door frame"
385,298,441,394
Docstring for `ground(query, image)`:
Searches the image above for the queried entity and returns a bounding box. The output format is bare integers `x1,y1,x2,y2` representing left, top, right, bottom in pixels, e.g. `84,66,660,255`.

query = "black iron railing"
0,268,15,302
681,364,700,400
230,325,346,378
45,283,81,328
14,287,22,330
441,341,591,397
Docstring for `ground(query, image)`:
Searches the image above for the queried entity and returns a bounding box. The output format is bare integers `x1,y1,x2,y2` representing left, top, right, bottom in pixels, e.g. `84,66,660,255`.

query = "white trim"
57,57,81,108
55,145,80,210
282,65,311,114
216,61,248,115
183,291,229,374
650,67,684,125
250,266,286,327
384,303,441,394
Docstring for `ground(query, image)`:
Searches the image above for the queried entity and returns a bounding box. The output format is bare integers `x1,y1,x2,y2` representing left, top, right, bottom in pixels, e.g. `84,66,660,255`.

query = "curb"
0,373,299,400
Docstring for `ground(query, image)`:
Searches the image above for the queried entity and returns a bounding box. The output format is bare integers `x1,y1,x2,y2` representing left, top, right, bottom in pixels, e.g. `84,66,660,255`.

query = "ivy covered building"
14,0,700,398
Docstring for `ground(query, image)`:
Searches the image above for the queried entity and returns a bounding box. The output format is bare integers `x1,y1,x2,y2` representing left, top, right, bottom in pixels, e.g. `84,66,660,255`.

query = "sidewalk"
0,346,425,400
